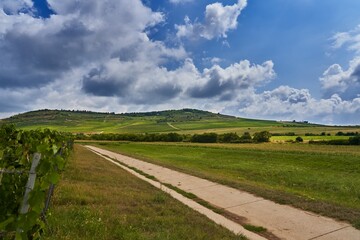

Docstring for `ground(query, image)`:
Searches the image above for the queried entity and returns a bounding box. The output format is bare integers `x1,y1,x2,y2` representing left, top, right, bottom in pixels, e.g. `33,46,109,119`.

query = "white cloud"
320,57,360,99
169,0,194,4
185,59,275,99
0,0,32,14
236,86,360,124
332,25,360,53
176,0,247,40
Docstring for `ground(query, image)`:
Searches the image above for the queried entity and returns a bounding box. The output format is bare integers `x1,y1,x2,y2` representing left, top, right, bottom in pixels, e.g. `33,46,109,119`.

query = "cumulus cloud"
236,86,360,124
188,60,275,99
0,0,169,88
176,0,247,40
322,25,360,100
82,59,183,104
320,58,360,99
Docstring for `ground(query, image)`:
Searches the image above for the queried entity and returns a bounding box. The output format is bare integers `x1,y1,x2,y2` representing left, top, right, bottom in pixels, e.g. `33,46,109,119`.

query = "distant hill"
1,108,321,134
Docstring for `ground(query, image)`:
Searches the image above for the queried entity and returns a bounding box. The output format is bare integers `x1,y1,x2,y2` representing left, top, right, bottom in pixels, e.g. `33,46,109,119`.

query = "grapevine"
0,124,73,239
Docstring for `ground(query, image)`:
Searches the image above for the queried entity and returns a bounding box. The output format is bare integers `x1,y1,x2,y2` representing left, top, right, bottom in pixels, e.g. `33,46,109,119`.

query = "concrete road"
86,145,360,240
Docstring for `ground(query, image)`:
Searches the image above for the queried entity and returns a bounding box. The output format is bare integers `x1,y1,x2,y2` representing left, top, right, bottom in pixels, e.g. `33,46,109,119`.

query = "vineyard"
0,124,73,239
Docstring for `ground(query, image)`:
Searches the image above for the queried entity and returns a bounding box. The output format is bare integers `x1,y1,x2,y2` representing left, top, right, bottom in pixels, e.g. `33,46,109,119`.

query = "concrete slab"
313,226,360,240
226,199,351,240
186,184,264,209
86,146,360,240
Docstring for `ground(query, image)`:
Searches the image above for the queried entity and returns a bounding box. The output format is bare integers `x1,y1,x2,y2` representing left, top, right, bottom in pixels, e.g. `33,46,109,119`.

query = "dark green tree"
253,131,271,143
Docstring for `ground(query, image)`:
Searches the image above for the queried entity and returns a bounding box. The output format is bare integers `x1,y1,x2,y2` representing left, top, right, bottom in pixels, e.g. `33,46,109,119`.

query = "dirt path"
86,145,360,240
167,122,181,130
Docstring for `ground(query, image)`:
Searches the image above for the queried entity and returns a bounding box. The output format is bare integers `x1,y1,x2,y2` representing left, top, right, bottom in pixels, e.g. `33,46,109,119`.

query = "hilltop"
2,108,288,134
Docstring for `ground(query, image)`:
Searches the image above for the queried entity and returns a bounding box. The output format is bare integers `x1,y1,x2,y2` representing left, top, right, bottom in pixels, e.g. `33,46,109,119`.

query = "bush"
349,136,360,145
240,132,252,140
218,133,240,143
295,136,303,142
191,133,218,143
253,131,271,143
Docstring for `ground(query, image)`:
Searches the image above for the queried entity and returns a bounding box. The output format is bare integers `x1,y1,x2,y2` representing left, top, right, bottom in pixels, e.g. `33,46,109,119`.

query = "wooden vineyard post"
19,153,41,214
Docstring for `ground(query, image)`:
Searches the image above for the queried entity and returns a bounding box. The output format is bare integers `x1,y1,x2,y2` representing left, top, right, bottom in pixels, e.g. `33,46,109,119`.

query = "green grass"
43,145,246,240
87,141,360,229
243,224,267,233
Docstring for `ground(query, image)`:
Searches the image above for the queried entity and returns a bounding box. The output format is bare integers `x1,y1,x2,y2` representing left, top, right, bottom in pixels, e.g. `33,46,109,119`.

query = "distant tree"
164,133,183,142
253,131,271,143
191,133,218,143
240,132,252,140
295,136,303,142
218,133,240,143
349,136,360,145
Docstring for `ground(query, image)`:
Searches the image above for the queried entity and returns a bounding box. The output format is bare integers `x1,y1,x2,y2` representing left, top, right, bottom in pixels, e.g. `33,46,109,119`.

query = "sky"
0,0,360,124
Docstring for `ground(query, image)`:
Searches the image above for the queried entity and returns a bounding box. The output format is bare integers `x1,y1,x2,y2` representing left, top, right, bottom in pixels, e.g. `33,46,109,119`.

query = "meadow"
44,145,245,240
87,141,360,229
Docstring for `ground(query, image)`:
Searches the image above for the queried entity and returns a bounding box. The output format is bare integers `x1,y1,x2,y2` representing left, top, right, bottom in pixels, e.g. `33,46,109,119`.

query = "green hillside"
2,108,358,136
1,109,283,133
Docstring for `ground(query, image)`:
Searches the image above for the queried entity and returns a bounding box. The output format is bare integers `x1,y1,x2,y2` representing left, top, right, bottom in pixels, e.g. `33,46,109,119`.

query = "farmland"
2,109,360,143
2,109,360,236
86,141,360,229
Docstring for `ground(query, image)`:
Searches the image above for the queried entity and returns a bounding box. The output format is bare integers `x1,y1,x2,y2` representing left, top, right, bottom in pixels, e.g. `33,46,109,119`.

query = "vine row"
0,124,73,239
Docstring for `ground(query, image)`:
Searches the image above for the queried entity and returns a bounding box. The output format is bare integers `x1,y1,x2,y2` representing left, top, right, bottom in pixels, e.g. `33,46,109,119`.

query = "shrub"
295,136,303,142
191,133,218,143
349,136,360,145
253,131,271,143
218,133,240,143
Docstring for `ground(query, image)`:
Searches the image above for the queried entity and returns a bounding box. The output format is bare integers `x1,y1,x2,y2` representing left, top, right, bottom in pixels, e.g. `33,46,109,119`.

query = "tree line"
75,131,272,143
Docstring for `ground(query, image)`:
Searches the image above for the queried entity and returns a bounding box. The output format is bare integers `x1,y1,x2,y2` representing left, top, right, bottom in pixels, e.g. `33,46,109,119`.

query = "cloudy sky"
1,0,360,124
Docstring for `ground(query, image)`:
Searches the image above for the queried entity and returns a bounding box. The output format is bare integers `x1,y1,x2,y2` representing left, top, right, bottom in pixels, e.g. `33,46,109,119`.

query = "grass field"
86,141,360,229
44,145,245,239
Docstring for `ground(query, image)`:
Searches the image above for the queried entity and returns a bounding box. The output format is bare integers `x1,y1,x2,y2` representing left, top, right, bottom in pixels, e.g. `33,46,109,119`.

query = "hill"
3,108,358,136
2,108,287,134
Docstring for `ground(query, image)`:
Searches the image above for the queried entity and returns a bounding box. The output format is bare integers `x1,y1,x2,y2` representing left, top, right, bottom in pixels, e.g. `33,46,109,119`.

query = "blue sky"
0,0,360,124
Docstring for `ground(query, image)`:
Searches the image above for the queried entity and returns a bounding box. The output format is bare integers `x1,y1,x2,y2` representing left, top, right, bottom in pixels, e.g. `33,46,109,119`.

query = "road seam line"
224,199,266,210
307,226,350,240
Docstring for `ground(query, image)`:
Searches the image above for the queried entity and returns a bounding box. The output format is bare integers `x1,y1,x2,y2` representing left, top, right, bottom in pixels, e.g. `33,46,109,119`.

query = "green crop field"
87,141,360,229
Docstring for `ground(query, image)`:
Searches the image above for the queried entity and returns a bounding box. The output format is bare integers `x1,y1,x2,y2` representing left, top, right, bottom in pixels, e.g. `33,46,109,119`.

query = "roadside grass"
87,141,360,229
243,224,267,233
43,145,245,240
